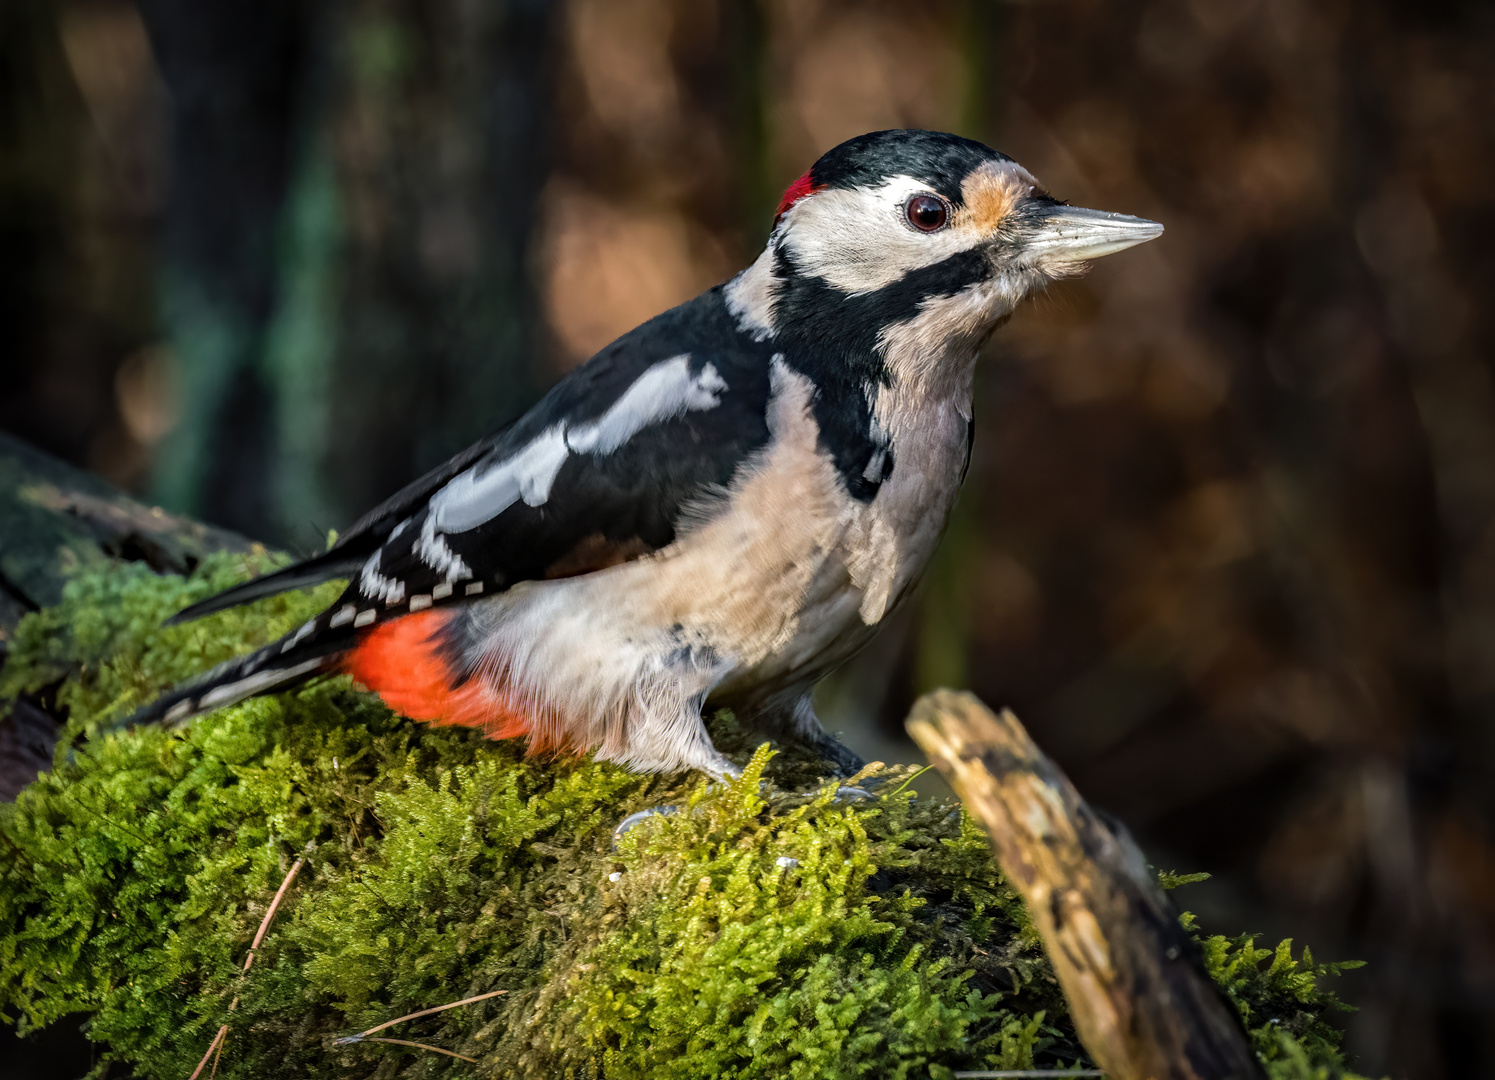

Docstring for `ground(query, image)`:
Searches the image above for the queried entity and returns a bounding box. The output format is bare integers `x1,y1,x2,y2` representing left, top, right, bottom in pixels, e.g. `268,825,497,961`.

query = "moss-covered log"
0,432,255,617
0,432,255,799
0,437,1367,1078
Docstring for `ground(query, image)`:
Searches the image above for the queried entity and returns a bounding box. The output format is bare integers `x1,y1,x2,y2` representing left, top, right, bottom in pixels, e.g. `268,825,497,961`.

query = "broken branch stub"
906,690,1264,1080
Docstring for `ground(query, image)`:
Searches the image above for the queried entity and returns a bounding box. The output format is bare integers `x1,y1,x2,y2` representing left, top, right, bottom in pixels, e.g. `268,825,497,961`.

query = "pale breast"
444,353,974,755
841,394,971,626
692,357,975,698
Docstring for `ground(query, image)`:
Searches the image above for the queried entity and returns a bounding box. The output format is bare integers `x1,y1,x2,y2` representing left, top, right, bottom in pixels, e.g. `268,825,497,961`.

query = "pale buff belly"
699,382,973,706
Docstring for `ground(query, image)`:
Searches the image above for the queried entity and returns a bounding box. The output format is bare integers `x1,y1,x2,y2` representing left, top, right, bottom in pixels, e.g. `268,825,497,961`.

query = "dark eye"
905,194,949,232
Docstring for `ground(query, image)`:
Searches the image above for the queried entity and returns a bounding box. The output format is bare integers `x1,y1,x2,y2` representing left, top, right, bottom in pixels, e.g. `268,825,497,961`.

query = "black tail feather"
166,553,363,625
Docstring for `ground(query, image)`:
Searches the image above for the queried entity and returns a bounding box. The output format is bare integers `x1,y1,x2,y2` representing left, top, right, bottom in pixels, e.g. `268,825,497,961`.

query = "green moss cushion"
0,555,1363,1078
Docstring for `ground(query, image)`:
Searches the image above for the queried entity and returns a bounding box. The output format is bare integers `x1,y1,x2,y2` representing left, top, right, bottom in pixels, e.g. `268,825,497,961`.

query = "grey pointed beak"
1022,205,1164,268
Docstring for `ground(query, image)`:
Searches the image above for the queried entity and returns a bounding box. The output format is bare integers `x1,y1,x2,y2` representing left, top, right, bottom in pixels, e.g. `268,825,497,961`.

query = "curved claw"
611,806,679,849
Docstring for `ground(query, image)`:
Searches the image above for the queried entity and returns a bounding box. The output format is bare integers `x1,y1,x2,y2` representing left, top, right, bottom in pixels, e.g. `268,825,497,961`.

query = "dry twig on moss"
333,987,509,1044
353,1036,478,1061
907,690,1264,1080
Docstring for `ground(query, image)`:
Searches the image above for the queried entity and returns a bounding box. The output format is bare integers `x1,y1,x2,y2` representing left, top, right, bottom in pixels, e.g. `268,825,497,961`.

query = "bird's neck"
725,244,1008,421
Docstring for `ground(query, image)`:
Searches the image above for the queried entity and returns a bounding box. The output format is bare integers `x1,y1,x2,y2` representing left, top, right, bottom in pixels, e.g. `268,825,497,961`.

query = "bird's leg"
742,692,866,778
605,679,740,780
602,685,743,846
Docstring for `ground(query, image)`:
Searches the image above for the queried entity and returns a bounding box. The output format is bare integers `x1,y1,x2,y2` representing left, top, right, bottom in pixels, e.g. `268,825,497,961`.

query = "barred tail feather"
126,609,541,751
121,641,343,731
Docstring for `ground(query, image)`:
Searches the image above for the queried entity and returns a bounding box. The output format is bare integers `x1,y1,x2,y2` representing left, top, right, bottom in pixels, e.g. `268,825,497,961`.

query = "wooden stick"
243,856,305,971
186,1025,227,1080
907,691,1264,1080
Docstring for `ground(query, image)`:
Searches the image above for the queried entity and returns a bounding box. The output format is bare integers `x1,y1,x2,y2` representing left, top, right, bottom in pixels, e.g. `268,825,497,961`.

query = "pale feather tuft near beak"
1022,205,1164,271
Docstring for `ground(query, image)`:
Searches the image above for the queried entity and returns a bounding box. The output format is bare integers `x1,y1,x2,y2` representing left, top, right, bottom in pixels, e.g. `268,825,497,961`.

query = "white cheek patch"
428,354,728,536
778,176,981,296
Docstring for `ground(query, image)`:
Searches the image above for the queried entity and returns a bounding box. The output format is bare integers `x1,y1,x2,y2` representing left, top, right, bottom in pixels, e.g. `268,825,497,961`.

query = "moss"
1,555,1367,1078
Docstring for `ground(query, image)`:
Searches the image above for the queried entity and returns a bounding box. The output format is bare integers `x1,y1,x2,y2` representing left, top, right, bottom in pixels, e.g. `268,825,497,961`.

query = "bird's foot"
808,732,867,779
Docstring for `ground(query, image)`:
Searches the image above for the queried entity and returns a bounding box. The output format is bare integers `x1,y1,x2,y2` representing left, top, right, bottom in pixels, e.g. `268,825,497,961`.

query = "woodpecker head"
726,129,1162,365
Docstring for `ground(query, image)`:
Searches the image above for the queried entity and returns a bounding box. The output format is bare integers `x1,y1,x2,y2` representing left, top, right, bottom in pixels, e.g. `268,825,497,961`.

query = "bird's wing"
169,287,777,625
349,352,773,618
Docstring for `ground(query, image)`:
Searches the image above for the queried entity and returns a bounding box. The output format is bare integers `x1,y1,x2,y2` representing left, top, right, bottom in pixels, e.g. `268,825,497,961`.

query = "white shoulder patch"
433,425,571,535
566,355,727,455
429,354,727,535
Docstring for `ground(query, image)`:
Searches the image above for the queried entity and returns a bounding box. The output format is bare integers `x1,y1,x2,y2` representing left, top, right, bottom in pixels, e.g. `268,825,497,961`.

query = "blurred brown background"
3,0,1494,1075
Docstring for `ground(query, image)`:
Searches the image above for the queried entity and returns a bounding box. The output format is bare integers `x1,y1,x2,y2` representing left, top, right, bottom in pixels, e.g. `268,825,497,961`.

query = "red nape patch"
343,610,532,742
774,170,824,224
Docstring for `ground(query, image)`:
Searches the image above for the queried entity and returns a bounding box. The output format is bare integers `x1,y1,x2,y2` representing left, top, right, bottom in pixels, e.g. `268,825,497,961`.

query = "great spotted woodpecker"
132,130,1162,779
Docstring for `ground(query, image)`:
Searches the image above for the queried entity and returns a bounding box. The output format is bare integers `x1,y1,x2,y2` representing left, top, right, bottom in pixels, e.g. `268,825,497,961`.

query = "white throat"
871,273,1020,430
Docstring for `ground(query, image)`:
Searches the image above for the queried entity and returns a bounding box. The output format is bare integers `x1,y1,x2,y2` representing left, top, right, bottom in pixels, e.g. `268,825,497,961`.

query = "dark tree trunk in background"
326,0,555,530
0,0,162,483
137,0,314,540
138,0,555,550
